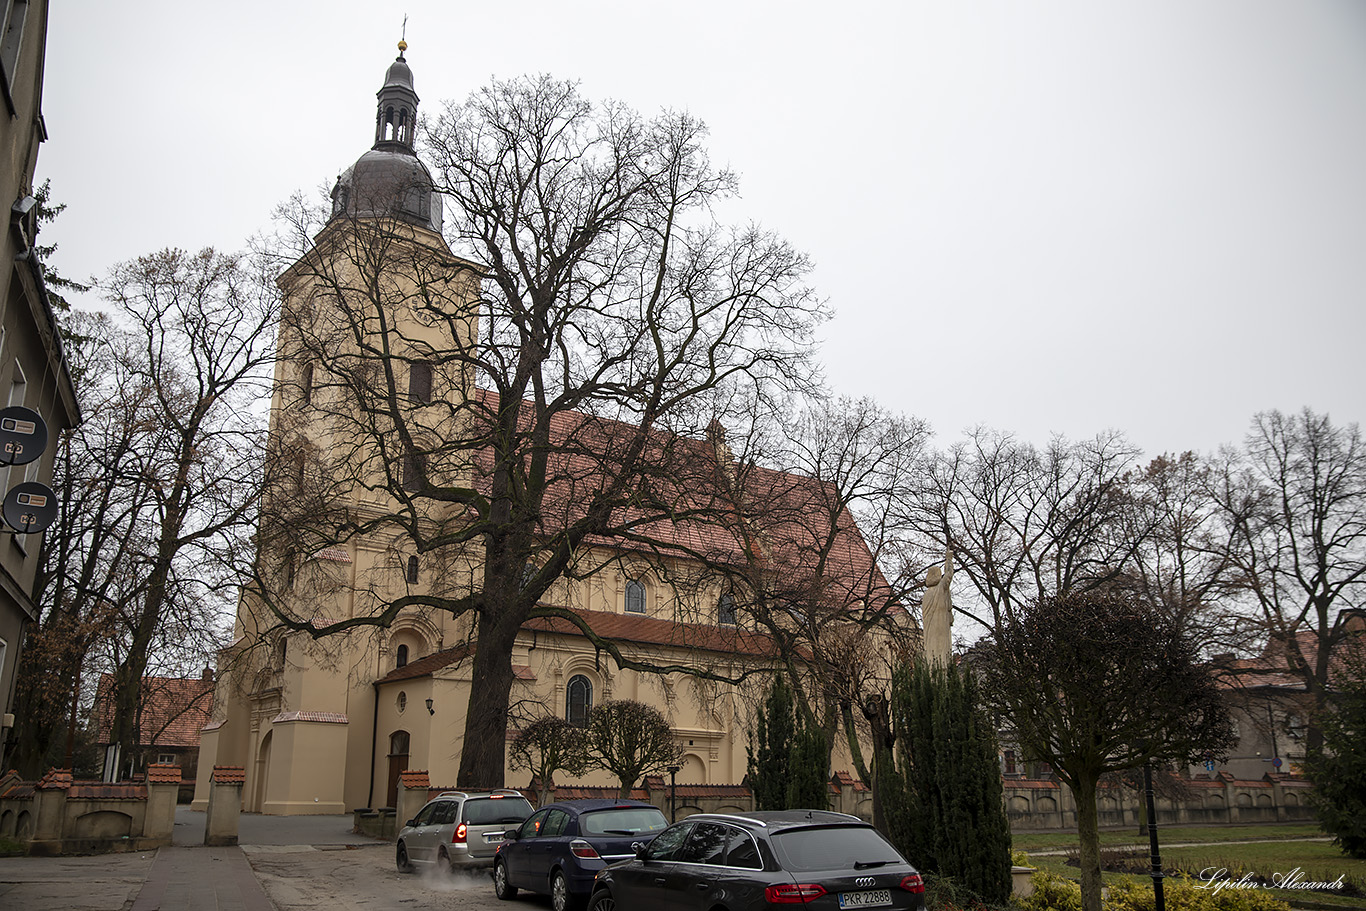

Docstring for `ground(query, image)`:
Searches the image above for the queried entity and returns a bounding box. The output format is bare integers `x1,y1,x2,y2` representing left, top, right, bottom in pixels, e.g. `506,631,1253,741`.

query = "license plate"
483,833,504,843
839,889,892,909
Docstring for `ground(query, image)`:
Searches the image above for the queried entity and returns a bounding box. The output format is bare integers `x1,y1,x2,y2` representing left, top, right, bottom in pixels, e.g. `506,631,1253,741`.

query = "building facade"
195,46,908,815
0,0,80,764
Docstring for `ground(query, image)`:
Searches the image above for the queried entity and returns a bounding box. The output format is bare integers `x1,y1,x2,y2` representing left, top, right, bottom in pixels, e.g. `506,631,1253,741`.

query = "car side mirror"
504,829,520,841
633,842,648,859
405,819,417,828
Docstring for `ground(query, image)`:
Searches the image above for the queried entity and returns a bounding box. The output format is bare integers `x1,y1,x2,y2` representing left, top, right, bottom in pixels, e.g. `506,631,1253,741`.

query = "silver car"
396,790,535,872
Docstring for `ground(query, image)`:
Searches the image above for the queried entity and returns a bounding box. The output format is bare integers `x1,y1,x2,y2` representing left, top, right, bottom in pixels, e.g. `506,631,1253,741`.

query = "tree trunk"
456,608,521,788
1071,770,1104,911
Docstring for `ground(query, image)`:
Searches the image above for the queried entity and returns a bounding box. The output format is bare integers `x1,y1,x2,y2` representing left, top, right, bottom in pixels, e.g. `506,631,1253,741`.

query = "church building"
194,45,910,816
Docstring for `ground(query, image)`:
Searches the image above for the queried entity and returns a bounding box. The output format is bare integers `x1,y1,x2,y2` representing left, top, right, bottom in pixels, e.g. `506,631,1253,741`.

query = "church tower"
194,43,483,816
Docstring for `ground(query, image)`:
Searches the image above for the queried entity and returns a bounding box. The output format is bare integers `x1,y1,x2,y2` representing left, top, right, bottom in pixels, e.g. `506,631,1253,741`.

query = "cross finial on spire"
398,15,408,56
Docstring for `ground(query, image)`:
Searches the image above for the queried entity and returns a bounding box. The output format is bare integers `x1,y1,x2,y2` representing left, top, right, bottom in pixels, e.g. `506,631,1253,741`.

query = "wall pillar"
144,764,182,845
29,769,72,855
205,766,245,846
396,770,430,829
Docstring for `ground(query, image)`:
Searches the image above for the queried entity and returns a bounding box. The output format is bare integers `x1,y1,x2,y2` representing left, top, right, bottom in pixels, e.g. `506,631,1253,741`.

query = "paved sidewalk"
130,846,273,911
0,810,386,911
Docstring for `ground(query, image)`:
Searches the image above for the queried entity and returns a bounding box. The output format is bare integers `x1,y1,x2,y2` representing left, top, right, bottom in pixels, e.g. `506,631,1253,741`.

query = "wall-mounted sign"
0,406,48,466
3,481,57,534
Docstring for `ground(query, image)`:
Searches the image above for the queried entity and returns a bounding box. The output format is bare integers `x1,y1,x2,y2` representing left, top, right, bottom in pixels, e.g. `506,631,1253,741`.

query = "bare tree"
728,397,927,784
83,249,276,777
910,428,1147,629
586,700,680,797
1210,409,1366,750
509,715,588,806
257,76,824,787
1122,452,1250,654
976,589,1234,911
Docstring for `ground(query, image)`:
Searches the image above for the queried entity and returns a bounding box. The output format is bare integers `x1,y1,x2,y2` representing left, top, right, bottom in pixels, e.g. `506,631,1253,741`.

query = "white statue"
921,549,954,666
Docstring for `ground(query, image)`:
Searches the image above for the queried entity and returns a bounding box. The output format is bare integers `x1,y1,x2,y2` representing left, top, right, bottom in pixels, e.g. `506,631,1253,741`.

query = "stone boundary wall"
0,765,181,855
1003,772,1314,830
365,770,874,837
353,769,1316,838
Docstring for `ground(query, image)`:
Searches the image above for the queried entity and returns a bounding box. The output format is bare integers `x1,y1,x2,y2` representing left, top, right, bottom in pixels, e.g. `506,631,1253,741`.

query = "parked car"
493,798,670,911
396,789,535,873
584,809,926,911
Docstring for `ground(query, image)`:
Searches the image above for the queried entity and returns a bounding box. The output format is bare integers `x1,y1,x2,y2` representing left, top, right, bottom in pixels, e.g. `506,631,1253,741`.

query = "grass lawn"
1012,823,1326,853
1013,825,1366,910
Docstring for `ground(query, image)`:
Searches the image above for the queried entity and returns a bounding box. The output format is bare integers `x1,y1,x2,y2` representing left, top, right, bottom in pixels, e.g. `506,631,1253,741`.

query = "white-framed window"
625,579,646,614
566,674,593,728
157,753,178,766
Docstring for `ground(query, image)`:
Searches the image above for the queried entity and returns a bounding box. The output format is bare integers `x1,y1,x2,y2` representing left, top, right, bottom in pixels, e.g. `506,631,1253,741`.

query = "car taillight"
764,883,828,903
452,822,467,844
900,874,925,894
570,839,600,859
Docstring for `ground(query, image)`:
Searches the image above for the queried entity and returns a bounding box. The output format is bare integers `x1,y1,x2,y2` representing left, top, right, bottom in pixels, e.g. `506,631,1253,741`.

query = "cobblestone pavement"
244,844,557,910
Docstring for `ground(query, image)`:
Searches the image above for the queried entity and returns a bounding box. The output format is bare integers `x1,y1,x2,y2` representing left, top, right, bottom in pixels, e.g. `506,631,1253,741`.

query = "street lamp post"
666,764,680,821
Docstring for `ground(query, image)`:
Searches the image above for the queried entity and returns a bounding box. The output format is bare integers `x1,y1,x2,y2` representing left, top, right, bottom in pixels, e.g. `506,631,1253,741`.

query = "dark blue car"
493,798,669,911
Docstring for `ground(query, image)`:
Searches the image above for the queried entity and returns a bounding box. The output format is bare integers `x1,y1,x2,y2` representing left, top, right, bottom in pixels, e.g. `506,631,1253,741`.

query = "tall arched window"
396,644,409,668
718,594,737,626
624,579,646,614
566,675,593,728
406,555,419,584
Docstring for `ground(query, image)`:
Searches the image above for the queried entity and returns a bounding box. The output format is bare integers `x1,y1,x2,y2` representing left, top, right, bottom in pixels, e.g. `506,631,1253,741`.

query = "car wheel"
493,859,518,900
586,890,616,911
396,841,413,873
551,869,582,911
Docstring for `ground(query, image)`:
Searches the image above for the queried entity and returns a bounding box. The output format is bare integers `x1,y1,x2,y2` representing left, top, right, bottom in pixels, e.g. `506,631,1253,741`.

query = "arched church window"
625,579,646,614
396,644,409,668
566,675,592,728
406,555,419,584
718,594,737,626
301,362,314,406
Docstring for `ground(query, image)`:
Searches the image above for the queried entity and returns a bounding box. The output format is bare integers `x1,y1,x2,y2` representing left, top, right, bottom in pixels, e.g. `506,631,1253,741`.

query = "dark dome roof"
383,57,415,91
330,149,443,233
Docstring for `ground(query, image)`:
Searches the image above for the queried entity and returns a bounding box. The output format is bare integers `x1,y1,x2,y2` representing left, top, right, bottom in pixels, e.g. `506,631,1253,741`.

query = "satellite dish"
0,406,47,466
3,481,57,534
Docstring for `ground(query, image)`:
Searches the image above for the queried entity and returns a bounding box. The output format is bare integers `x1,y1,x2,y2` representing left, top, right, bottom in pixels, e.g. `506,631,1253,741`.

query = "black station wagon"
585,809,926,911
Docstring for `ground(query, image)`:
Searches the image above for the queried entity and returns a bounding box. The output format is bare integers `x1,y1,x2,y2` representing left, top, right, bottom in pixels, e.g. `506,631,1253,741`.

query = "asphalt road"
245,844,558,911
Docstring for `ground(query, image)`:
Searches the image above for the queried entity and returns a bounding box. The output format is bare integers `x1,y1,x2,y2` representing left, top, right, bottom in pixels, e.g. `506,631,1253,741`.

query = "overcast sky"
39,1,1366,458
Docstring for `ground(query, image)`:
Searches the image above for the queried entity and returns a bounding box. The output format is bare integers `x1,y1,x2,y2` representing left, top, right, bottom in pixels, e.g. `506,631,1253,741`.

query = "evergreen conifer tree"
785,723,830,810
890,661,1012,904
747,676,796,810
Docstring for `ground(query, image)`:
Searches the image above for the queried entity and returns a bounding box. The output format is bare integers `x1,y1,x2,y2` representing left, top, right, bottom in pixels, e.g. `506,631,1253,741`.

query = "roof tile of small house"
94,674,214,749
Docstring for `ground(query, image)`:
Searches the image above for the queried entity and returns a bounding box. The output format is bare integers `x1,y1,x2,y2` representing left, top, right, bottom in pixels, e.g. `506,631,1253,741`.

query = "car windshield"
579,807,669,836
463,797,534,825
771,826,906,873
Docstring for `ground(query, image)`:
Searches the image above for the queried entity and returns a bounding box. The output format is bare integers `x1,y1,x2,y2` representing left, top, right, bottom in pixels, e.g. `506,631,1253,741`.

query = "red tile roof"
145,764,182,784
94,675,214,749
212,766,246,784
69,782,146,800
375,644,473,684
271,711,348,724
469,389,899,617
523,608,784,658
37,768,72,790
400,770,431,789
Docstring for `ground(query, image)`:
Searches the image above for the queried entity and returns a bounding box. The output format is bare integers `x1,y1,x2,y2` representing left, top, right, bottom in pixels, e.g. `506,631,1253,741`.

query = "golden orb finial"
398,39,408,54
